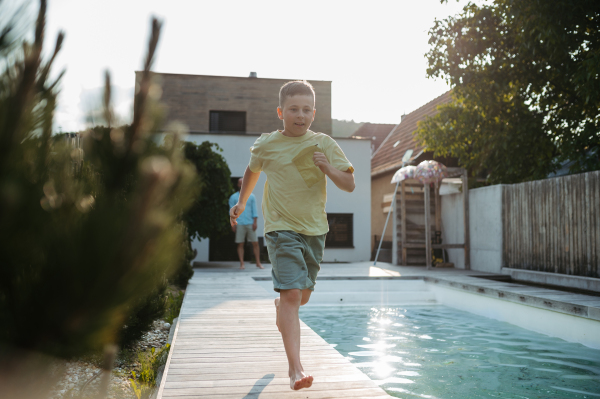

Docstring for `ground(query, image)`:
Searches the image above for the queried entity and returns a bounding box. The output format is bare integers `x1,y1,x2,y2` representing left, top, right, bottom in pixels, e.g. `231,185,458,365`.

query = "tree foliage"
163,141,232,289
0,0,197,367
416,0,600,183
182,141,233,243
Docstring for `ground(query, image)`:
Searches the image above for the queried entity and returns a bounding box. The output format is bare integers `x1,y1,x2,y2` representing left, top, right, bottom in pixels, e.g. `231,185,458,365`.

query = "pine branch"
130,18,162,153
0,0,45,168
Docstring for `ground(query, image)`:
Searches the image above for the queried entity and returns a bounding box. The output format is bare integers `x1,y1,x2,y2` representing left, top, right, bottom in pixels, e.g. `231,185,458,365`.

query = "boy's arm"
230,166,260,226
313,152,355,192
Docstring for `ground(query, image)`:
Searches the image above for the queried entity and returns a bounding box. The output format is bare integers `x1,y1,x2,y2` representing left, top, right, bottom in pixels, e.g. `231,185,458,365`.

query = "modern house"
142,72,333,135
141,72,372,263
370,91,455,263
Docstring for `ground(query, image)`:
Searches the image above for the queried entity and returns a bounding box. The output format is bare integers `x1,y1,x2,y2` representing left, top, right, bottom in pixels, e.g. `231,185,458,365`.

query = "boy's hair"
279,80,315,108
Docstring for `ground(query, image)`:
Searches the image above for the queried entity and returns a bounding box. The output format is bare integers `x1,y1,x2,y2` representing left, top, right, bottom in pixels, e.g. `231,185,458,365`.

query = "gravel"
49,320,172,399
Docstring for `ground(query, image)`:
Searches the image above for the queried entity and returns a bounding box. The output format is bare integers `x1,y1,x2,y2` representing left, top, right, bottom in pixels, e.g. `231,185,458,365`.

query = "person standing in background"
229,178,264,270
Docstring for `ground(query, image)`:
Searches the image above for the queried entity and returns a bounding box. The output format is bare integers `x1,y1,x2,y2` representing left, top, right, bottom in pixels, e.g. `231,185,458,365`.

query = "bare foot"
256,262,264,269
274,297,280,332
290,373,313,390
239,262,245,270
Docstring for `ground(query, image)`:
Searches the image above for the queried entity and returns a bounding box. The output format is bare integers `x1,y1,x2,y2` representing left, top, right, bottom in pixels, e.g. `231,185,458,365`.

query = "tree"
416,0,600,183
0,5,197,398
182,141,233,243
166,141,231,288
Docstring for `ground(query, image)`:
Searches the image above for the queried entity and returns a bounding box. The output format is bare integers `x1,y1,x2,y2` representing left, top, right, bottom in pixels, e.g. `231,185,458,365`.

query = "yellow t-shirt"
249,130,354,236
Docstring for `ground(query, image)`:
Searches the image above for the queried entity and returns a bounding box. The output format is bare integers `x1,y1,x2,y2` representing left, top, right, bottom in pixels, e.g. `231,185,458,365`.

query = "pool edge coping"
252,276,600,322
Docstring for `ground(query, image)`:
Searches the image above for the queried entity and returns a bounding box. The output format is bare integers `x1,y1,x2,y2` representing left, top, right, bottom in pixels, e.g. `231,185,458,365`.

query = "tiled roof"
350,123,396,153
371,91,452,176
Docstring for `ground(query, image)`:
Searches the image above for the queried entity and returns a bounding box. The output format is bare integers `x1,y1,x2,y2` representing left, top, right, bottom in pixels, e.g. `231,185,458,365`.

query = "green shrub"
129,344,171,398
0,2,198,364
118,280,168,349
164,291,184,324
182,141,232,242
181,141,233,269
129,371,152,399
169,231,195,289
136,344,170,385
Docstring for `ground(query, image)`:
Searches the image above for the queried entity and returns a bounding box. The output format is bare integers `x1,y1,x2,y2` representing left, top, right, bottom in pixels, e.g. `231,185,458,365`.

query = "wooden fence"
503,171,600,278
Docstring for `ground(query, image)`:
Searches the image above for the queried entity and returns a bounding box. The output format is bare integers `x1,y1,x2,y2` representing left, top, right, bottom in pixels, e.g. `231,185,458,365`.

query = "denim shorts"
265,230,326,292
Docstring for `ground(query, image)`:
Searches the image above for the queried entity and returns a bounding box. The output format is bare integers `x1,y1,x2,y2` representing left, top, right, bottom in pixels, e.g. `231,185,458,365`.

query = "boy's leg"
236,242,245,269
275,288,311,331
300,289,312,306
278,288,313,390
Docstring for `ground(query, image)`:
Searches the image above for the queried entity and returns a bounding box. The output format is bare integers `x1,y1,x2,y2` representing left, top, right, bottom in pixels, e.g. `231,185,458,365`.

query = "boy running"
229,80,355,391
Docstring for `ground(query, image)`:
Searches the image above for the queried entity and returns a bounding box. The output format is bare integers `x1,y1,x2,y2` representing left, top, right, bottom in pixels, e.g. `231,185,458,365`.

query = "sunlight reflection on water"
300,305,600,399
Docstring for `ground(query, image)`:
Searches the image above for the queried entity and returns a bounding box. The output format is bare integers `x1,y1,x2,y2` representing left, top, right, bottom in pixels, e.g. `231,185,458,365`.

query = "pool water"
300,305,600,398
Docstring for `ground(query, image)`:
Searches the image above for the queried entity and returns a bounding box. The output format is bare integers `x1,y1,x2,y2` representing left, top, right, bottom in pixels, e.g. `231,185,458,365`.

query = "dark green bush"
169,229,195,289
182,140,233,247
118,280,168,349
164,291,185,324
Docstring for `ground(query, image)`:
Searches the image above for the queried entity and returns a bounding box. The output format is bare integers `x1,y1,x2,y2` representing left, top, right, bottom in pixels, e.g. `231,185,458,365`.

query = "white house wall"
186,134,371,263
324,137,371,263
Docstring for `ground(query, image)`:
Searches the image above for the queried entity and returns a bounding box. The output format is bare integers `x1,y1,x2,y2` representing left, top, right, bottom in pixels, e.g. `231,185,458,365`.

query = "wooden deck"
156,272,392,398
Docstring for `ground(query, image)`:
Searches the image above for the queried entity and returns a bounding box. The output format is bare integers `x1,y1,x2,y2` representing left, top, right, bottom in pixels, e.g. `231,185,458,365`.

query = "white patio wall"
441,184,504,273
186,134,372,263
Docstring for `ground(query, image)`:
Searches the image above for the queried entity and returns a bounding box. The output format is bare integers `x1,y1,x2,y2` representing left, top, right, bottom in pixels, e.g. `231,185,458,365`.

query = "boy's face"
277,94,316,137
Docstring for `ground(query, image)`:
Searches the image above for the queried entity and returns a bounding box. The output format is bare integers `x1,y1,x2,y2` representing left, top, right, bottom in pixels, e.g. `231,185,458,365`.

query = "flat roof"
136,71,331,83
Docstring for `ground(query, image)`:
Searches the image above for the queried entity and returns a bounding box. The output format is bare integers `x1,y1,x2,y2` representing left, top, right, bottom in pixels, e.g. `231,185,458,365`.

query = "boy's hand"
229,203,245,227
314,152,355,192
313,152,331,174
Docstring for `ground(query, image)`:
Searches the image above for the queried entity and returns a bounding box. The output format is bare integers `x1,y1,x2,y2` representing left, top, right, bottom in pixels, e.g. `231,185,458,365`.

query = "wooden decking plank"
173,341,338,347
171,346,334,354
162,387,389,398
165,373,370,386
167,362,355,373
170,352,346,360
166,366,366,378
163,381,385,395
170,350,338,358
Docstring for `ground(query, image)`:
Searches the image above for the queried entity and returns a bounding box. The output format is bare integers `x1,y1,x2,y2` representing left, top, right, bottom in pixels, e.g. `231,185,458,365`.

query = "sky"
28,0,470,132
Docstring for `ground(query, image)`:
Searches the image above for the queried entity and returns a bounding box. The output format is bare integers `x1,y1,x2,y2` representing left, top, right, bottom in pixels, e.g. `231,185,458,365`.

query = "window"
209,111,246,133
326,213,353,248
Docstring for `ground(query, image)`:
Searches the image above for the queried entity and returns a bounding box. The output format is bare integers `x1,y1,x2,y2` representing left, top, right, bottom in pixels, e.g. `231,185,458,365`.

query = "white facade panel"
441,184,504,272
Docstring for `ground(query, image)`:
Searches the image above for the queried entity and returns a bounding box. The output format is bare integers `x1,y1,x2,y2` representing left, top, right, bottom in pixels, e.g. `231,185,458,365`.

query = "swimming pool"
300,305,600,399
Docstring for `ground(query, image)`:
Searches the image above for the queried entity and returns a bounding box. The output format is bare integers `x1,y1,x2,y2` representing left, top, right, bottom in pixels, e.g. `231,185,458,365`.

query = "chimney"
249,72,257,78
400,113,407,122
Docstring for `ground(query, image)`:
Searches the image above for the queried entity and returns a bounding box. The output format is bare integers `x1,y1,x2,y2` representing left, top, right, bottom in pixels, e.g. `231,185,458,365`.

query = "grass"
129,344,171,399
164,289,184,324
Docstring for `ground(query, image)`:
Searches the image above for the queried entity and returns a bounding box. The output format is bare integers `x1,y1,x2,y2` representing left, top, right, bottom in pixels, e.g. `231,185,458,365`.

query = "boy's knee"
300,290,312,306
280,289,302,305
